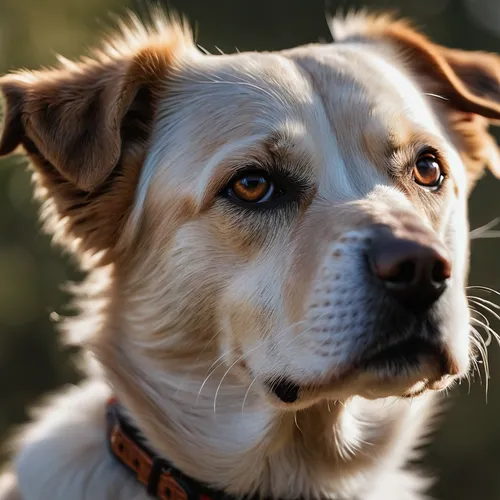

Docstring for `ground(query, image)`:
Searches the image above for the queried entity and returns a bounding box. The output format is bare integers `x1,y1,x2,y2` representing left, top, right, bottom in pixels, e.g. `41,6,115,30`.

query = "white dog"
0,11,499,500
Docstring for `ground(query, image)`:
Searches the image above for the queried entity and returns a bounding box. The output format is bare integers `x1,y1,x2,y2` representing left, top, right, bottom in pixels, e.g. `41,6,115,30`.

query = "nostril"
431,258,451,283
387,260,416,285
367,229,452,310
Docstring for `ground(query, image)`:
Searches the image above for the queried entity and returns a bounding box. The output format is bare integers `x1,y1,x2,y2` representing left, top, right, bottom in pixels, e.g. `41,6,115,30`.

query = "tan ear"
331,14,500,185
1,55,157,192
0,19,194,258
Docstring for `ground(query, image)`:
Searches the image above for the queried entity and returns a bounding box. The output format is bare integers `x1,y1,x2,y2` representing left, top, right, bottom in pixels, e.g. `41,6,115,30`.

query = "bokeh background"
0,0,499,498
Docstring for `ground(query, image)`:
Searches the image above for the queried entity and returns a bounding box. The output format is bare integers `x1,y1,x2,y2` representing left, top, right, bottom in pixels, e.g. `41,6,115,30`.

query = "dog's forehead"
180,43,443,140
280,43,456,193
285,43,442,128
146,43,456,207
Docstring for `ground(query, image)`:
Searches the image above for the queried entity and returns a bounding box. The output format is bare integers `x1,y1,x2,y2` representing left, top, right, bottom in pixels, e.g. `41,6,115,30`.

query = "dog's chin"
262,339,462,410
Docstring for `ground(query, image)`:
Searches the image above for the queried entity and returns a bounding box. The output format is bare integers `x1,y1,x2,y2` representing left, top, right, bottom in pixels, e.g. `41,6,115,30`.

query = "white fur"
0,11,485,500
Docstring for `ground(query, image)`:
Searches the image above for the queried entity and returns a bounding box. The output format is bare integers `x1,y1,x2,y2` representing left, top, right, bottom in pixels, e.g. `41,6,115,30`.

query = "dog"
0,10,499,500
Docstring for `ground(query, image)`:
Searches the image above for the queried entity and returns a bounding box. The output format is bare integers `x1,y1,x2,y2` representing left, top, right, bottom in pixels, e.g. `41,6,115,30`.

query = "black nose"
367,230,451,310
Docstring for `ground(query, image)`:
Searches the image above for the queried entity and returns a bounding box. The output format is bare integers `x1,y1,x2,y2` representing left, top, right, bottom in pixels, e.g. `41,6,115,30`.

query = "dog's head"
1,14,499,409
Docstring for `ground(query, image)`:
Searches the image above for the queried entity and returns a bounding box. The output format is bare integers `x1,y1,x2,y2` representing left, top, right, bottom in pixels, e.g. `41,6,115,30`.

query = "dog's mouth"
265,337,456,404
360,337,446,371
266,379,302,403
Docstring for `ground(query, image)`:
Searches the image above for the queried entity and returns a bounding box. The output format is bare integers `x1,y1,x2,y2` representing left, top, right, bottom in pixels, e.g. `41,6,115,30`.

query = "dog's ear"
0,21,193,259
0,61,142,192
381,20,500,187
331,14,500,187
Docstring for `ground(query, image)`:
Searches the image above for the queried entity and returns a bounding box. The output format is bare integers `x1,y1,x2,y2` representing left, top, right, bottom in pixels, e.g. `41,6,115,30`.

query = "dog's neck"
99,338,431,500
80,268,436,500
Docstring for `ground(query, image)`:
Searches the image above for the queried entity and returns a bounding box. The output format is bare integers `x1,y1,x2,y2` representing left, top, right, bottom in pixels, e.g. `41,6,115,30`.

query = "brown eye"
229,173,276,203
413,154,444,189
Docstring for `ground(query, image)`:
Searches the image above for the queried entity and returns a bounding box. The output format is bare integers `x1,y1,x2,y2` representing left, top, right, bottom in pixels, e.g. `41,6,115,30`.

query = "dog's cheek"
168,225,235,331
439,197,471,376
443,179,470,285
119,220,242,360
217,261,288,373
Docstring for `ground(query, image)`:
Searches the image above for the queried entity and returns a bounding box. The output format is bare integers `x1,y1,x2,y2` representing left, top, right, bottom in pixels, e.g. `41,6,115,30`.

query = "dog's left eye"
224,170,285,204
413,154,444,189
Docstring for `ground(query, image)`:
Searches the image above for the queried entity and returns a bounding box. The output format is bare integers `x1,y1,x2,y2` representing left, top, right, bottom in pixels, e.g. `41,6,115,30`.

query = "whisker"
469,326,490,399
207,351,232,373
213,341,270,414
469,310,493,347
273,319,308,342
467,289,500,367
468,335,485,387
213,355,246,414
470,305,500,346
469,296,500,312
294,412,303,434
241,374,261,414
469,217,500,240
470,316,500,346
471,232,500,239
196,318,308,407
174,330,221,398
196,340,248,404
196,357,228,404
467,356,477,393
197,44,210,55
467,285,500,297
469,304,493,329
423,92,449,101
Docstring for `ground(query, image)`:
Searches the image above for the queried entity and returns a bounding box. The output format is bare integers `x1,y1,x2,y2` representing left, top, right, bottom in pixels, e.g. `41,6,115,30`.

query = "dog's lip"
399,375,455,398
326,337,458,383
264,337,459,404
357,337,456,374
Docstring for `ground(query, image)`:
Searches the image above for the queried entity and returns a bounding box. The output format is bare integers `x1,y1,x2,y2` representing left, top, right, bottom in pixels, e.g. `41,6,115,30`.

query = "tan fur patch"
0,15,195,259
331,13,500,187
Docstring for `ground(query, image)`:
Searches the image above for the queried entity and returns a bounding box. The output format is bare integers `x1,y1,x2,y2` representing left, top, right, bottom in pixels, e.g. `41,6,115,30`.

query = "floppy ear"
0,53,162,192
0,21,193,259
331,14,500,187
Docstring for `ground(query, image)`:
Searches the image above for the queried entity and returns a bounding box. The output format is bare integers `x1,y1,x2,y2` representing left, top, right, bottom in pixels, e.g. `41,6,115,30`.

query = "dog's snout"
367,230,451,310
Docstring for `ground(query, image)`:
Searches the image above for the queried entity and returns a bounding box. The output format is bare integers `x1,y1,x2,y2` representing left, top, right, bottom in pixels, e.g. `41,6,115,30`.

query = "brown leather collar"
106,398,242,500
107,398,359,500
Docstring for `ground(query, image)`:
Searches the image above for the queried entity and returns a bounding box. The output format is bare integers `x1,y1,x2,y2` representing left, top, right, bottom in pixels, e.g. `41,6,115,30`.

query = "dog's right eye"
222,170,286,205
413,153,444,190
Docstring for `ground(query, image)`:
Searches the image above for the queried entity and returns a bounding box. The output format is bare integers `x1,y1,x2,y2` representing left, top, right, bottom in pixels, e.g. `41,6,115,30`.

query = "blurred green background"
0,0,499,498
